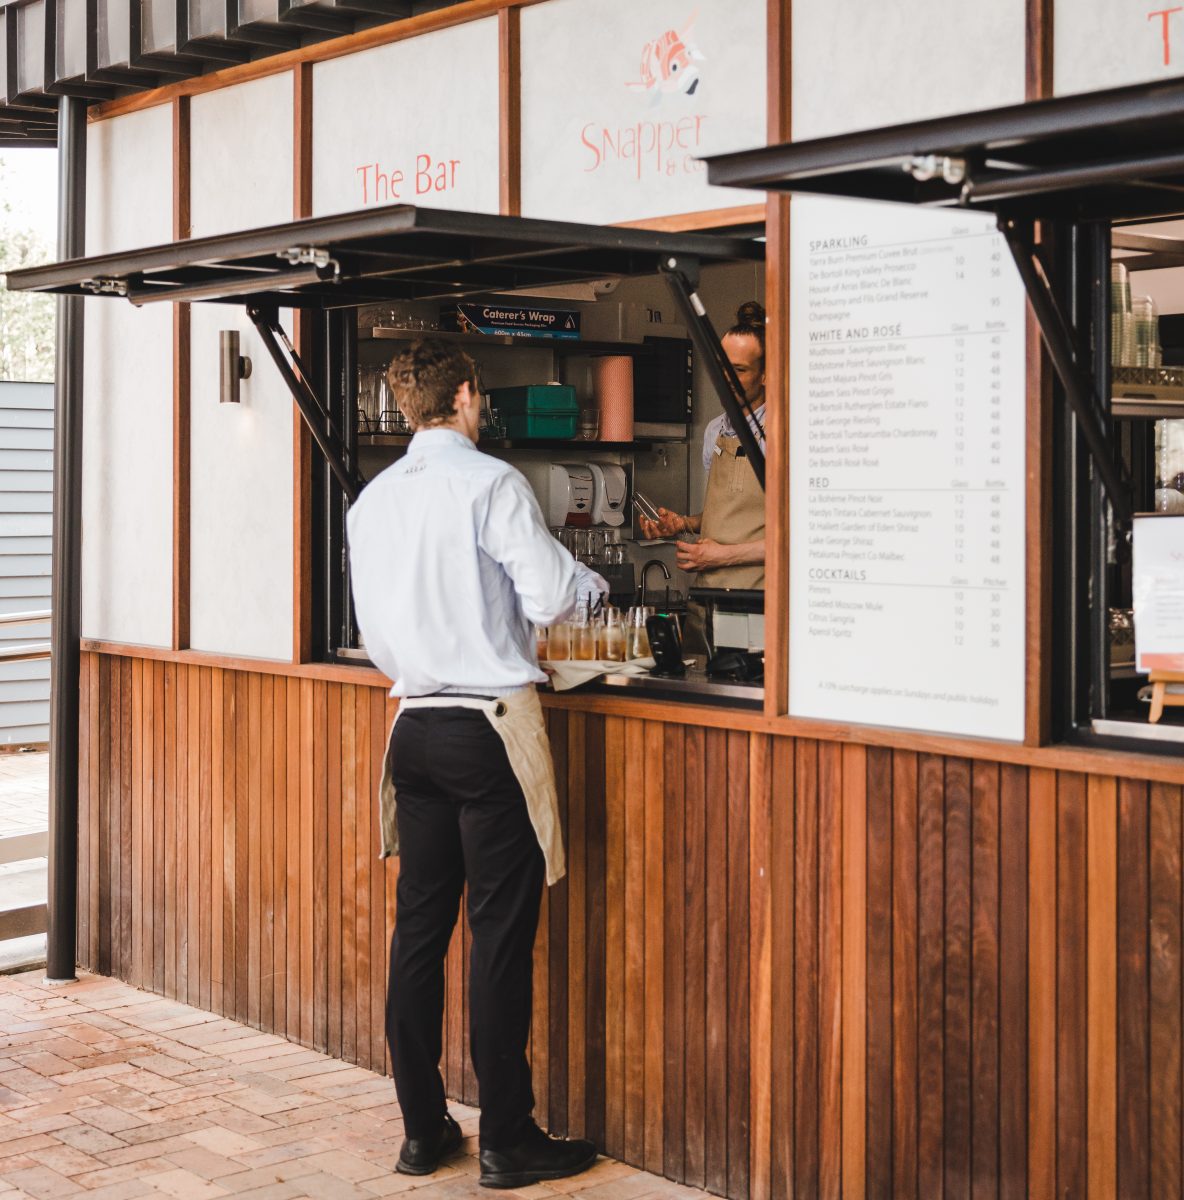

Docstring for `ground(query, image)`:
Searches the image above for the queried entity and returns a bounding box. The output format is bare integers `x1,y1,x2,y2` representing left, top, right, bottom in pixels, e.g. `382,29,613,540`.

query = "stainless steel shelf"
363,328,655,353
366,327,520,346
1111,395,1184,419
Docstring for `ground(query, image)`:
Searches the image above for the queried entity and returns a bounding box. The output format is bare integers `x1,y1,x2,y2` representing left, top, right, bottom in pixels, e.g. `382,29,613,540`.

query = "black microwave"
631,337,693,438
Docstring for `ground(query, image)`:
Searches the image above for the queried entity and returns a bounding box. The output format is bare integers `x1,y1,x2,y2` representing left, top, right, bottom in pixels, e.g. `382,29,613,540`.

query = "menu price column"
789,197,1027,741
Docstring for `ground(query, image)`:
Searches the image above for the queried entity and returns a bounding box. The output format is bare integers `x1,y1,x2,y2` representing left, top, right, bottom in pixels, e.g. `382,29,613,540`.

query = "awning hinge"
279,245,338,274
80,277,128,297
903,154,967,186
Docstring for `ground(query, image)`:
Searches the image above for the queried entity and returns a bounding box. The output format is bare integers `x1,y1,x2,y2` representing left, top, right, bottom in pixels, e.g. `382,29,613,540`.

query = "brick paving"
0,970,710,1200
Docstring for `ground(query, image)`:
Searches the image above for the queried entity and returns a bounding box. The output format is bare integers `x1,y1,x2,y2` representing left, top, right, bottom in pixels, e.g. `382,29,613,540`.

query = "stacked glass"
1112,261,1134,367
1132,294,1162,367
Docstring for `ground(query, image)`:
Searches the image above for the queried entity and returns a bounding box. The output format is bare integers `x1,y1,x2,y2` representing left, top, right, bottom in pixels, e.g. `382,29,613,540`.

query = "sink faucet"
640,558,671,608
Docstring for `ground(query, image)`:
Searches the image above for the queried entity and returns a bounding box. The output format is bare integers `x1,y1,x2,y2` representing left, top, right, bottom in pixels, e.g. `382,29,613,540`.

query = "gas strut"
660,256,766,491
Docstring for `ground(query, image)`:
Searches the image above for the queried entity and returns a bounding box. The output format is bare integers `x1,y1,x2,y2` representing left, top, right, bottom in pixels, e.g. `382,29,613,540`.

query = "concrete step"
0,857,47,942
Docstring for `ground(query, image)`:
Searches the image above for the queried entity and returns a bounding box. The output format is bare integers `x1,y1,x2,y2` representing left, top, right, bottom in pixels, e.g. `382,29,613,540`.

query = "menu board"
1133,515,1184,672
789,197,1027,740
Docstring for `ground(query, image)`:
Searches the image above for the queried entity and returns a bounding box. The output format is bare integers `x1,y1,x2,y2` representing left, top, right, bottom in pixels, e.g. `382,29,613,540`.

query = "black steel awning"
705,77,1184,225
5,203,767,503
4,203,763,307
0,0,450,146
702,80,1184,527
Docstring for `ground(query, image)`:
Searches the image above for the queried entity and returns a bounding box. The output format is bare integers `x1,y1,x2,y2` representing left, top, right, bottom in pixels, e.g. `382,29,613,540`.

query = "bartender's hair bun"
726,300,766,361
735,300,766,329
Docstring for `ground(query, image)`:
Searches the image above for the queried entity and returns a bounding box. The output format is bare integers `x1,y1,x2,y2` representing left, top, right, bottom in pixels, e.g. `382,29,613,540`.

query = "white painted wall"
520,0,766,224
82,105,174,647
792,0,1026,140
312,19,500,217
1055,0,1184,94
189,72,294,659
0,382,53,744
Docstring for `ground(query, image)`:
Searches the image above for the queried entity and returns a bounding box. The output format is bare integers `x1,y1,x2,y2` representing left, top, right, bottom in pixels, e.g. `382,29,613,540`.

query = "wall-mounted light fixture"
220,330,252,404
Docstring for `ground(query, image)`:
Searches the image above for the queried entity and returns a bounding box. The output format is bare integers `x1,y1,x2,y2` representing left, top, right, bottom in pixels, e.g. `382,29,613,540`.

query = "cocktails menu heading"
789,197,1027,741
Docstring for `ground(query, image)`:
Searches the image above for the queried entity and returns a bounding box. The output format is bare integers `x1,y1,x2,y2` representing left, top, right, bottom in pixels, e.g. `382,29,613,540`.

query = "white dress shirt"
347,428,606,698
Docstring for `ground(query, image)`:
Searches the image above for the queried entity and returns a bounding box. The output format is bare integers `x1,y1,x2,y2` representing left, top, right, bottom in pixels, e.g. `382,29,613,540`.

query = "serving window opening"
1053,217,1184,746
311,255,768,706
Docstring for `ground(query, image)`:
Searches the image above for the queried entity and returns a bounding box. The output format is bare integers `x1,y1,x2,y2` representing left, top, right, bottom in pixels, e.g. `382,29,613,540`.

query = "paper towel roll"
594,356,634,442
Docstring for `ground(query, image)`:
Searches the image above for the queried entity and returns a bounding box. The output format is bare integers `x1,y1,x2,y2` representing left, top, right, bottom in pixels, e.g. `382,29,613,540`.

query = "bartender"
638,299,766,590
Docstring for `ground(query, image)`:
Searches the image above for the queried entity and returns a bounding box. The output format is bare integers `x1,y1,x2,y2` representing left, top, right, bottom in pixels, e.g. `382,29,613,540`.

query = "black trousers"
385,706,546,1151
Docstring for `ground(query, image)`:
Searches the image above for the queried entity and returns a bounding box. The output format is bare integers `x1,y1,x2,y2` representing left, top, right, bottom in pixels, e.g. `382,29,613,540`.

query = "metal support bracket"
247,305,363,506
659,256,766,491
997,216,1132,527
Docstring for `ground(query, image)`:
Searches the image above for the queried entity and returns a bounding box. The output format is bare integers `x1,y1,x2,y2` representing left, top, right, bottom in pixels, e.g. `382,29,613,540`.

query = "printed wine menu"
788,196,1027,740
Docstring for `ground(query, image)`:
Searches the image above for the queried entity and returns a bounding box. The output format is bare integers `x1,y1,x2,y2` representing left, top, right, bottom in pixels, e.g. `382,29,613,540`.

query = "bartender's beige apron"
686,432,765,653
698,432,766,589
377,688,565,886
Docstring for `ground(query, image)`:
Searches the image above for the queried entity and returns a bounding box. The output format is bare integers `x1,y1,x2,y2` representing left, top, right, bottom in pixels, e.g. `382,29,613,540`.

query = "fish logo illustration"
627,11,705,101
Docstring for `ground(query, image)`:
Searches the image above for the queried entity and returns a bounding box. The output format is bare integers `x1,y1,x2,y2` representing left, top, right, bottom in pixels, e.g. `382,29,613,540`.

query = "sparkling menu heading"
788,198,1027,741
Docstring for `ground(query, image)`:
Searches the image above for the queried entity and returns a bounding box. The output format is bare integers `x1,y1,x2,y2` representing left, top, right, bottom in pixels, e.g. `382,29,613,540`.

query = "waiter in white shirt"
347,340,604,1188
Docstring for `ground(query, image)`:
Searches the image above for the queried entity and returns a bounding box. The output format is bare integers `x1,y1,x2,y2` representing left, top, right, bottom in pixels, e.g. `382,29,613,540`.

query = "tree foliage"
0,157,55,383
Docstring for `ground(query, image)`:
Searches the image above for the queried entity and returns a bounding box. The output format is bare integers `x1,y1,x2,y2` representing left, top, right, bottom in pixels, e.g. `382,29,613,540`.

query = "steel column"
998,216,1132,526
660,259,767,490
46,97,86,983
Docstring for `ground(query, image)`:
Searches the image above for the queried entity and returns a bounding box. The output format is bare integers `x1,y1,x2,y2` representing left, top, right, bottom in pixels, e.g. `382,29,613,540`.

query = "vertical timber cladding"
79,650,1184,1200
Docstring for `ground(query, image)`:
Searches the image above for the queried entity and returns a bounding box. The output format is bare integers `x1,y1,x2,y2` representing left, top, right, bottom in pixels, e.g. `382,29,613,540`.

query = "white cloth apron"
377,687,566,886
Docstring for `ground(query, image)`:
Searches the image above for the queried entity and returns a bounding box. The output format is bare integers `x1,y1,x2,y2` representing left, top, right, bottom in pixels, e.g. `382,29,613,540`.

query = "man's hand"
676,537,728,572
638,507,688,540
676,536,765,572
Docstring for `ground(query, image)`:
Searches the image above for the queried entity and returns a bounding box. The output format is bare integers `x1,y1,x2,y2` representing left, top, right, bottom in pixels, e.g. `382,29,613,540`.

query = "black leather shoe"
396,1112,463,1176
479,1124,598,1189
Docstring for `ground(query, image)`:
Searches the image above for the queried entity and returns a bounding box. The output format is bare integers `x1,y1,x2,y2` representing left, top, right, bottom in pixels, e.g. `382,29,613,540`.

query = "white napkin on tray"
544,658,656,692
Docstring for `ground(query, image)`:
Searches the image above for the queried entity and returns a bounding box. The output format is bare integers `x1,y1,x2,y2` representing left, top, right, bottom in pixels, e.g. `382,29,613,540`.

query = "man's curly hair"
386,338,477,430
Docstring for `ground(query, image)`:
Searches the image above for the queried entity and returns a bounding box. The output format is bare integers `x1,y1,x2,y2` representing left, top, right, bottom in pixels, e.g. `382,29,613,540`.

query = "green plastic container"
488,384,579,440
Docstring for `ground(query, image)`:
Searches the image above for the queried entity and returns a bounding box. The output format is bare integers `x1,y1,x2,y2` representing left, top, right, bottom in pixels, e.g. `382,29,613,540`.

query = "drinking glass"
626,607,653,659
548,622,571,661
573,624,596,661
358,366,382,433
578,408,599,441
535,625,549,661
599,608,625,662
572,602,596,661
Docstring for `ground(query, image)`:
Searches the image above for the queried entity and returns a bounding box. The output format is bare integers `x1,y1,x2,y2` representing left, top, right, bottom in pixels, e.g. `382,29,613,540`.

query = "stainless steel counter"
336,649,763,709
588,657,763,707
